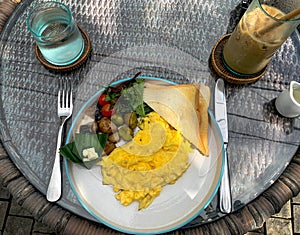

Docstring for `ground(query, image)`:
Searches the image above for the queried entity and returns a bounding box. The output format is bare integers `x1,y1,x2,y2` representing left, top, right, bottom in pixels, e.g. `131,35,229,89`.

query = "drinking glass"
222,0,300,76
26,1,84,66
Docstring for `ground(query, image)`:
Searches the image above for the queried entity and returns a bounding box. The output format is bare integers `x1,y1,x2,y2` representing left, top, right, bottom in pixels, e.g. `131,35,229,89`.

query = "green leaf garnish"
60,133,108,169
59,142,82,163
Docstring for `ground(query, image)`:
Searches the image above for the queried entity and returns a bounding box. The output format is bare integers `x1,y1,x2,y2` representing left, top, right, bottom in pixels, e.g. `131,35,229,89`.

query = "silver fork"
46,82,73,202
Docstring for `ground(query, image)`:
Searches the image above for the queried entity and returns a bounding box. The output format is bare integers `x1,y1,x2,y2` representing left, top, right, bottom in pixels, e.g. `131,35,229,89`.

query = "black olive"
95,108,103,121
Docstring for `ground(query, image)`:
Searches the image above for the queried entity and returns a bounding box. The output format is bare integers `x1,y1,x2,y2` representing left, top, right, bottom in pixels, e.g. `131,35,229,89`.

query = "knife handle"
219,146,232,213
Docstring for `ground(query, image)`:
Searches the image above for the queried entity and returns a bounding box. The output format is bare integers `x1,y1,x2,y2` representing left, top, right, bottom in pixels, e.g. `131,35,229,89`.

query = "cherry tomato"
101,103,114,117
98,94,109,106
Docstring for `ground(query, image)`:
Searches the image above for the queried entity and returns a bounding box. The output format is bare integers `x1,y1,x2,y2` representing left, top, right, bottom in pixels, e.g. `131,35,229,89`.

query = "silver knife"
215,78,232,213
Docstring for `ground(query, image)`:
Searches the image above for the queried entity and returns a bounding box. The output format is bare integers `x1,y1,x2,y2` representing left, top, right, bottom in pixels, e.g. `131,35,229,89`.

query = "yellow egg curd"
98,112,192,210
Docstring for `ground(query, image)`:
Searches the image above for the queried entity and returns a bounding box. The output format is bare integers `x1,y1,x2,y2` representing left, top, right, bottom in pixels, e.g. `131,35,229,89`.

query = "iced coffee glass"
223,0,300,76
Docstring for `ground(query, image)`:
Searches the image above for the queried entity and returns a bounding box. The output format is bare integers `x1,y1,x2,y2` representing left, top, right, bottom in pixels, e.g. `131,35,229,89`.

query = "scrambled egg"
99,112,192,210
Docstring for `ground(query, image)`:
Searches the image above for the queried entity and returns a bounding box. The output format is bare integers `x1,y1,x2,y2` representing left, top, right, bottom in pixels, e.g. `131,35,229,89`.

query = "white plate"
65,77,224,234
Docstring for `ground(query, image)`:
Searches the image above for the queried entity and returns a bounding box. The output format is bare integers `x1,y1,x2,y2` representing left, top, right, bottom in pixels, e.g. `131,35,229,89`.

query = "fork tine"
66,89,69,108
58,90,61,109
69,89,73,108
62,89,65,108
58,78,73,111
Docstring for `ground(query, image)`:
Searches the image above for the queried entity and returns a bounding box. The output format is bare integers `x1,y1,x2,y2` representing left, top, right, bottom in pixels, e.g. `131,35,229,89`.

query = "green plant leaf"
59,133,108,169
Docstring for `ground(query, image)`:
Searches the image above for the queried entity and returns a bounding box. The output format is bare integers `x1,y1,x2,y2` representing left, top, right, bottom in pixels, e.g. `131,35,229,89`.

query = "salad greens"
105,77,153,117
60,133,108,169
121,79,145,117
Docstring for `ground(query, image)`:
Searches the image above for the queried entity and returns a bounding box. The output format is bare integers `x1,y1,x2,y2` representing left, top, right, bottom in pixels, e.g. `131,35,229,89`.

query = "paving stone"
292,192,300,204
0,201,9,229
9,198,32,217
32,221,56,235
271,200,291,219
3,216,33,235
0,185,10,200
293,204,300,233
265,218,293,235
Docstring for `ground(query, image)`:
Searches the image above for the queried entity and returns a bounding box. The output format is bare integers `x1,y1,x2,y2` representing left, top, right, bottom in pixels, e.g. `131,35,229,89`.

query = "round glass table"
0,0,299,234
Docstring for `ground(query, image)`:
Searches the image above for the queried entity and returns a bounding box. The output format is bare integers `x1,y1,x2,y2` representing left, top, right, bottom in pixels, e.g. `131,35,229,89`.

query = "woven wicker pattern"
0,0,299,234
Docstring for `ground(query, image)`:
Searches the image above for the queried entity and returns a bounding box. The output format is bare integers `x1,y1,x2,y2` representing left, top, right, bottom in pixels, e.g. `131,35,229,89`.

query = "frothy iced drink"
223,5,288,75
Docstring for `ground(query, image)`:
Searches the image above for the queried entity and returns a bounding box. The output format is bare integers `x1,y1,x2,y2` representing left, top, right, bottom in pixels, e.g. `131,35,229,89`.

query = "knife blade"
215,78,232,213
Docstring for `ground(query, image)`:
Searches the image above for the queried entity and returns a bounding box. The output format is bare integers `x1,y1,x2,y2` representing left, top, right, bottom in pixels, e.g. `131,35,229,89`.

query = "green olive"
118,125,133,141
124,112,138,129
111,114,124,126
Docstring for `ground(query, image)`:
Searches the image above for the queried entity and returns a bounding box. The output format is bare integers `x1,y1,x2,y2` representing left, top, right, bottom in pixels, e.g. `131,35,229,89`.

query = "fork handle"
46,121,65,202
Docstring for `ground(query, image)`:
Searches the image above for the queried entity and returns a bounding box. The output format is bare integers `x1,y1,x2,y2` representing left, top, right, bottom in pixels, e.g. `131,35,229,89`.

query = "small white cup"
275,81,300,118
